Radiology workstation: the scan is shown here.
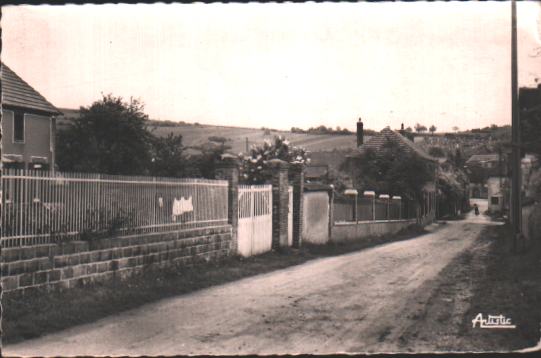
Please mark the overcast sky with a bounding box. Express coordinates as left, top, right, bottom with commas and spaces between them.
2, 2, 541, 132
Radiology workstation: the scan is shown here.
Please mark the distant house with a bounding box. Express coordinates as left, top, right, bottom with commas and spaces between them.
1, 63, 62, 170
346, 123, 439, 225
357, 126, 438, 162
465, 153, 508, 198
487, 176, 509, 214
465, 154, 502, 172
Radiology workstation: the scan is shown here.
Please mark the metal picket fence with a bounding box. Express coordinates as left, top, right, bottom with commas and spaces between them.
1, 169, 228, 247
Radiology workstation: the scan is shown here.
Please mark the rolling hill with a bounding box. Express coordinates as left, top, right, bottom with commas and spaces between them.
57, 108, 364, 153
149, 124, 362, 153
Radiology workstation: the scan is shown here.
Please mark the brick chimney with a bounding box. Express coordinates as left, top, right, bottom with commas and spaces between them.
399, 123, 405, 136
357, 118, 364, 147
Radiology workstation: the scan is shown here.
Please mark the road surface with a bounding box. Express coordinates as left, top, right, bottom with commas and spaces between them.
5, 199, 496, 356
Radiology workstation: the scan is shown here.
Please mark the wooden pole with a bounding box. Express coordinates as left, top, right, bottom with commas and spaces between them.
511, 0, 521, 252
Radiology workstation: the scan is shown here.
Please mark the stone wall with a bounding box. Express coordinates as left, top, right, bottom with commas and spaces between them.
331, 220, 415, 243
1, 225, 232, 295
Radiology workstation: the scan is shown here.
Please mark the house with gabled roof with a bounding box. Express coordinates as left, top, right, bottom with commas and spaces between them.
345, 121, 439, 225
464, 153, 509, 199
1, 63, 62, 170
358, 126, 439, 163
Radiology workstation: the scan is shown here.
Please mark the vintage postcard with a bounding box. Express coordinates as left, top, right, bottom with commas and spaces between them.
1, 1, 541, 355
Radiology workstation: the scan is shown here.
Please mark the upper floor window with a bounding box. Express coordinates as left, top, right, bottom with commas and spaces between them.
13, 112, 25, 143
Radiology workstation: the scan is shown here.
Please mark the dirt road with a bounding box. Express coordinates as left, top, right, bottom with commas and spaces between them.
5, 200, 497, 356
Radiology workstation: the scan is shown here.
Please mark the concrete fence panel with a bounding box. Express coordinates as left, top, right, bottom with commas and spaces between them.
302, 191, 330, 244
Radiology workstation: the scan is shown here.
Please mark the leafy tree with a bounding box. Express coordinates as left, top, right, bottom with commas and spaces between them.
150, 132, 186, 177
428, 146, 445, 158
238, 136, 309, 184
452, 126, 460, 133
56, 94, 153, 175
521, 100, 541, 156
415, 123, 427, 133
447, 148, 466, 172
345, 139, 434, 202
429, 125, 437, 134
437, 168, 469, 217
188, 141, 232, 178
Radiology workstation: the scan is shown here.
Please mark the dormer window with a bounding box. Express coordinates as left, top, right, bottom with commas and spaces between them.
13, 112, 25, 143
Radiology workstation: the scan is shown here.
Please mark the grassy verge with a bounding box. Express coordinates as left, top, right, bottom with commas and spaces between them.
394, 222, 540, 352
3, 224, 427, 345
463, 224, 541, 351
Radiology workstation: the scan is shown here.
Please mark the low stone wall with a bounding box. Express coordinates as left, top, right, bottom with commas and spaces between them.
331, 220, 415, 243
1, 225, 232, 295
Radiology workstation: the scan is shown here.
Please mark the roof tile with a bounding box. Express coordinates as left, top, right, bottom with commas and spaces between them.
359, 127, 437, 161
1, 63, 61, 115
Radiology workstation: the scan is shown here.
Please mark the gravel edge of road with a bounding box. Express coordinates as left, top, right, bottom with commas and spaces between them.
2, 223, 431, 345
397, 223, 541, 353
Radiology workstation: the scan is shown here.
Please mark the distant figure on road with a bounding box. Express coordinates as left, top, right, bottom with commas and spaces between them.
473, 203, 480, 216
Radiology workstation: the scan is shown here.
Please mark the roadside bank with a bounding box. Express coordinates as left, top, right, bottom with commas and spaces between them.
398, 223, 541, 352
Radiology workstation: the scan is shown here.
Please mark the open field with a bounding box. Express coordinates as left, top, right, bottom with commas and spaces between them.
149, 124, 361, 153
57, 109, 362, 153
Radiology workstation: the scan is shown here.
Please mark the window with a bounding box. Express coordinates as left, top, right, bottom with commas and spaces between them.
13, 112, 25, 142
491, 196, 500, 205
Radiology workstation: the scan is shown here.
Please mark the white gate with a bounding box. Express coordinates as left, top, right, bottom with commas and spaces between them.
288, 186, 293, 246
238, 185, 272, 257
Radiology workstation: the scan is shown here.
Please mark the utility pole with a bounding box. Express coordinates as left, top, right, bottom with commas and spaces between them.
511, 0, 521, 252
498, 145, 503, 211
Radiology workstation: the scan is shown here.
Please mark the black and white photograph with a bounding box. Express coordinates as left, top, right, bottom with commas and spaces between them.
1, 1, 541, 355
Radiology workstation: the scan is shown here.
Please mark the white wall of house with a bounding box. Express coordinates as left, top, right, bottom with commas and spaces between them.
487, 176, 508, 213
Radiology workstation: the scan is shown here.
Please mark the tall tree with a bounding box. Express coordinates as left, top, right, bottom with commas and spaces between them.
188, 140, 233, 179
150, 132, 186, 177
415, 123, 427, 133
520, 86, 541, 156
429, 125, 437, 134
345, 139, 434, 202
57, 94, 153, 175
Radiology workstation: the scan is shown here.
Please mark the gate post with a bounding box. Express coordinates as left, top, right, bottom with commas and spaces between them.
269, 159, 289, 250
214, 155, 239, 253
328, 185, 334, 242
290, 163, 304, 248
